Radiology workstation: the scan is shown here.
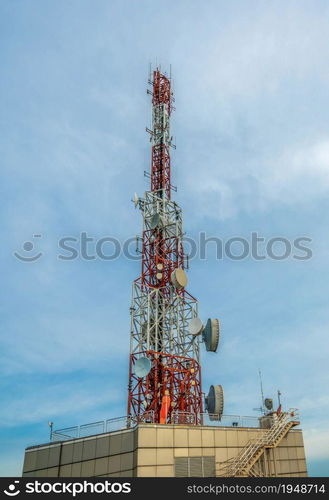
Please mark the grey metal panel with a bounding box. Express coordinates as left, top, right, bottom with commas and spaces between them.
120, 452, 134, 471
46, 467, 59, 477
82, 439, 96, 460
71, 462, 82, 476
72, 442, 83, 462
175, 457, 188, 477
61, 443, 74, 465
134, 429, 139, 449
35, 468, 48, 477
23, 451, 37, 473
121, 433, 134, 453
59, 464, 72, 477
94, 457, 109, 476
95, 436, 110, 458
36, 448, 49, 470
81, 459, 95, 476
120, 470, 134, 477
48, 445, 61, 468
109, 434, 121, 455
132, 447, 137, 469
108, 455, 121, 474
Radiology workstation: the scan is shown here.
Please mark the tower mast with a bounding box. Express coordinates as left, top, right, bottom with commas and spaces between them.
127, 68, 204, 425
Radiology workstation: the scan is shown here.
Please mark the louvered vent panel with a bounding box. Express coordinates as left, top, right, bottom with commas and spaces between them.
203, 456, 216, 477
174, 456, 216, 477
190, 457, 203, 477
175, 457, 189, 477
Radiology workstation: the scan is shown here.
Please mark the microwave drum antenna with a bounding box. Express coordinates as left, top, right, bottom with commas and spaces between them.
202, 318, 220, 352
205, 385, 224, 421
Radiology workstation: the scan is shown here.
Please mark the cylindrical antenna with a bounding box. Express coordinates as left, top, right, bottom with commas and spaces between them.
48, 421, 54, 441
278, 389, 282, 406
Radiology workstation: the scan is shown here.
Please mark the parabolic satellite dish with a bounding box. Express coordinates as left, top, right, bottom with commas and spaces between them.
188, 317, 204, 336
134, 357, 152, 378
202, 318, 220, 352
171, 268, 188, 289
205, 384, 224, 420
150, 213, 161, 229
133, 193, 139, 207
264, 398, 273, 411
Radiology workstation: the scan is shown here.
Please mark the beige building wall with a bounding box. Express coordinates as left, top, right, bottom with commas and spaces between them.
22, 424, 307, 478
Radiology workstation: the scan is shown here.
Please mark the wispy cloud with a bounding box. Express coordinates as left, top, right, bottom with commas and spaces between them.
1, 0, 329, 476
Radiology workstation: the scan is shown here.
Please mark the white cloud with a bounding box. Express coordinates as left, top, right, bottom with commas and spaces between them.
182, 138, 329, 220
0, 311, 128, 375
165, 3, 329, 220
304, 427, 329, 460
0, 382, 122, 428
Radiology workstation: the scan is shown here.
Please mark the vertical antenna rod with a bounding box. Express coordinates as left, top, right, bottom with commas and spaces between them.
258, 369, 265, 414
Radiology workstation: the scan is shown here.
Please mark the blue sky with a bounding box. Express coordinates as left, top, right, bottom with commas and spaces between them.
1, 0, 329, 477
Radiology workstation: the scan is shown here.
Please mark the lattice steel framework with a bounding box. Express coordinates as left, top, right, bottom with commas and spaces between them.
127, 68, 203, 425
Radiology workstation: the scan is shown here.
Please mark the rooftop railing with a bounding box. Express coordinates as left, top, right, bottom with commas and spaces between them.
51, 416, 130, 442
50, 413, 261, 442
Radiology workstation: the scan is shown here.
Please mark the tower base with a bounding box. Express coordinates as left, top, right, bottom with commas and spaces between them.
22, 423, 307, 477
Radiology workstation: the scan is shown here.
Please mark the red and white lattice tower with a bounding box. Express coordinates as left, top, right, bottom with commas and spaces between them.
127, 68, 203, 425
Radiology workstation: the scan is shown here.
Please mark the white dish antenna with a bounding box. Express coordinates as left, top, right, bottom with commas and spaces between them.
150, 212, 161, 229
188, 317, 204, 336
134, 356, 152, 378
133, 192, 139, 208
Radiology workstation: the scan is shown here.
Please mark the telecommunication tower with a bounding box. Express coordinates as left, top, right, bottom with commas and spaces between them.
22, 67, 307, 480
127, 68, 223, 426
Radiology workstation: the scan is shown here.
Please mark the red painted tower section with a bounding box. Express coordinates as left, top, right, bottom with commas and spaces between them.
127, 69, 203, 425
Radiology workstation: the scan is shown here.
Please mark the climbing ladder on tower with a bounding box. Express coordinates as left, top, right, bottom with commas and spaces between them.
218, 409, 300, 477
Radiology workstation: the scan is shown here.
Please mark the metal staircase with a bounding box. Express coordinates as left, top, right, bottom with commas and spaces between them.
218, 409, 300, 477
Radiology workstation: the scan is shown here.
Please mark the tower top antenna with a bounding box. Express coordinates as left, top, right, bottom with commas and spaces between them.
127, 67, 223, 426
